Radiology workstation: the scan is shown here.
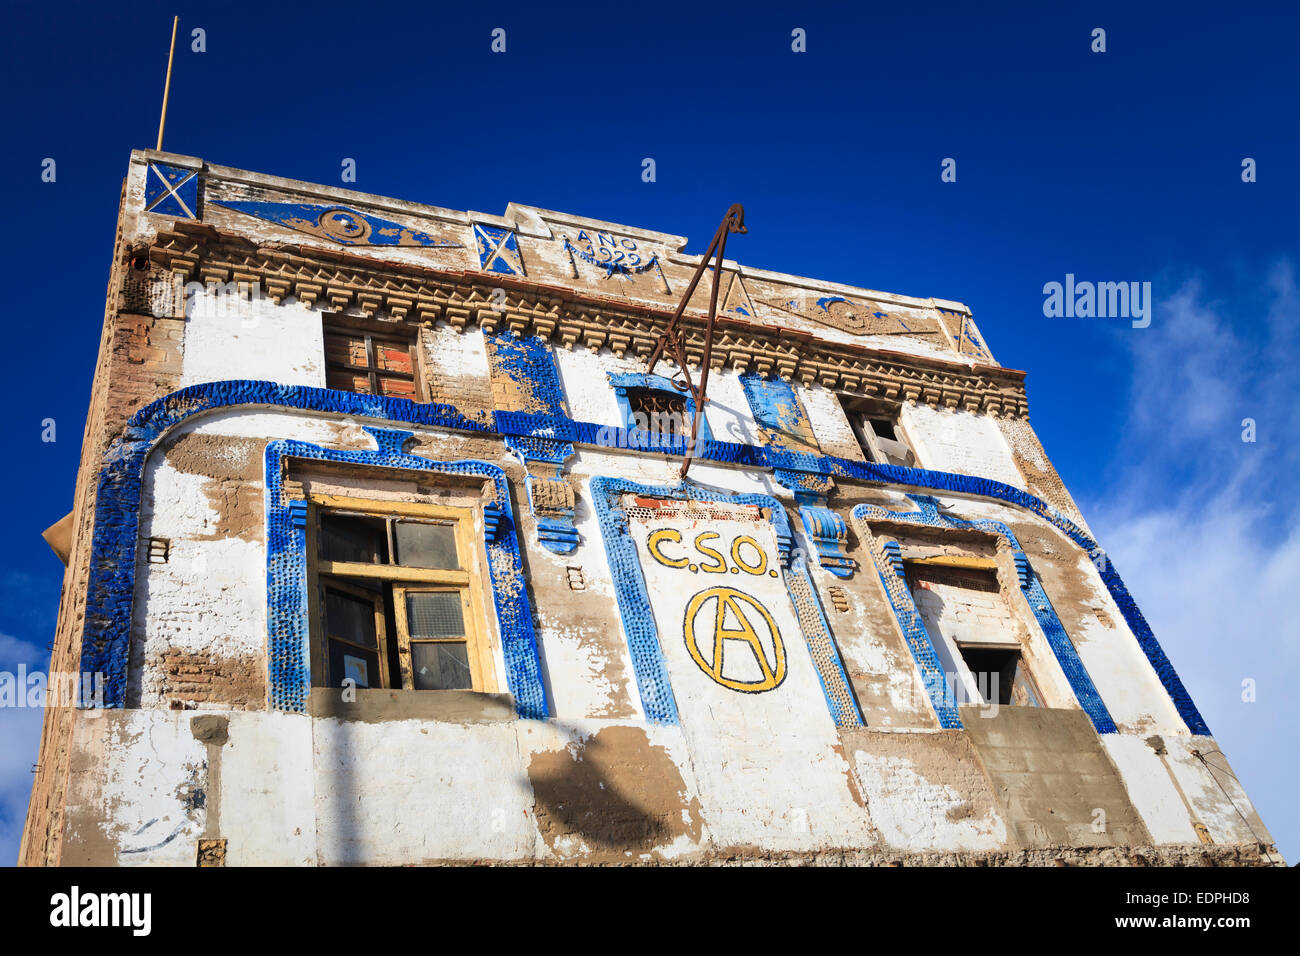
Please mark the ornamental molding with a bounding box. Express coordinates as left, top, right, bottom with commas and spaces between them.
135, 222, 1030, 418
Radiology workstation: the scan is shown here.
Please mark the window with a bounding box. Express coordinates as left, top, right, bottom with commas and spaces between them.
839, 394, 915, 467
307, 496, 494, 693
906, 561, 1042, 708
323, 322, 420, 399
957, 647, 1042, 707
626, 387, 691, 441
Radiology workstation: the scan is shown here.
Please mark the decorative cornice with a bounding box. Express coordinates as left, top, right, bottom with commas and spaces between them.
138, 223, 1031, 418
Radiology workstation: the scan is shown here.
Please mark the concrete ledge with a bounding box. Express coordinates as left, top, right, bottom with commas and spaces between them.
307, 688, 516, 724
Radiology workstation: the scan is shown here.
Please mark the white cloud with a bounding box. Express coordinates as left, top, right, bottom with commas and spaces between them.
1084, 264, 1300, 862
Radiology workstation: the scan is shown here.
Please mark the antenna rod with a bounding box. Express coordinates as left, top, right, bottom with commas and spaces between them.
156, 16, 179, 151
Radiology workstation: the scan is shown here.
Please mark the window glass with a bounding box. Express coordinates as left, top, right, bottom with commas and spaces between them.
410, 642, 471, 690
328, 641, 379, 689
406, 591, 465, 638
320, 513, 388, 564
323, 587, 378, 649
394, 521, 459, 569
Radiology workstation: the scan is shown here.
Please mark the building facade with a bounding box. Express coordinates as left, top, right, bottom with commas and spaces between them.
20, 149, 1279, 866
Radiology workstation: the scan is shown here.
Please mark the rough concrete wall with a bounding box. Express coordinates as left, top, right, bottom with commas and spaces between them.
513, 473, 643, 721
997, 507, 1188, 735
997, 416, 1091, 533
553, 344, 640, 427
840, 728, 1006, 851
131, 431, 270, 711
798, 508, 942, 729
57, 706, 1278, 866
1103, 733, 1273, 847
625, 506, 876, 850
22, 222, 188, 865
900, 404, 1026, 489
960, 706, 1151, 847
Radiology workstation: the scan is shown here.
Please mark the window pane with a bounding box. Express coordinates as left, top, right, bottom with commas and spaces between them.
324, 588, 378, 649
328, 639, 379, 689
320, 513, 388, 564
411, 642, 471, 690
394, 521, 459, 569
405, 591, 465, 638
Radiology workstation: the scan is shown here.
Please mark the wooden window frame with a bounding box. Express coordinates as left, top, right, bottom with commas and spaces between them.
305, 494, 496, 693
323, 321, 425, 401
319, 577, 390, 689
838, 393, 915, 466
392, 585, 486, 693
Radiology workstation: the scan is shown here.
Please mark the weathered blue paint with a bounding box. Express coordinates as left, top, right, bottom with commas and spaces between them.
871, 536, 963, 729
608, 371, 713, 444
212, 200, 461, 247
853, 496, 1119, 735
487, 332, 579, 552
473, 223, 525, 275
80, 377, 1207, 735
264, 427, 549, 717
82, 381, 487, 709
738, 371, 819, 452
144, 163, 199, 219
797, 501, 856, 578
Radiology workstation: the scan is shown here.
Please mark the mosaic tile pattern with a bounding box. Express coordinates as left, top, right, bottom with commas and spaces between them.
852, 496, 1118, 735
264, 427, 549, 717
79, 378, 1208, 735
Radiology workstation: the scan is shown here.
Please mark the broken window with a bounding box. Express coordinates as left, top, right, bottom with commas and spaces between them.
838, 394, 916, 467
310, 500, 491, 693
323, 321, 420, 400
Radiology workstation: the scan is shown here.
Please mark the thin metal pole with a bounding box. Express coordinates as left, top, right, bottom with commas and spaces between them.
156, 16, 179, 151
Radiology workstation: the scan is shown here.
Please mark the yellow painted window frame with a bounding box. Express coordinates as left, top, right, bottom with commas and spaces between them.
318, 577, 390, 689
304, 493, 497, 693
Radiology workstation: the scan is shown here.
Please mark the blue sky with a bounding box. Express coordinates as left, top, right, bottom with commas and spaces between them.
1, 1, 1296, 863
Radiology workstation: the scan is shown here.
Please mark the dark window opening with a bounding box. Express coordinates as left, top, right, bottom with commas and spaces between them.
626, 388, 690, 437
838, 394, 915, 467
958, 646, 1042, 707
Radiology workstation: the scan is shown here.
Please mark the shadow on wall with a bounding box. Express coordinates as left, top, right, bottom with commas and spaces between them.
524, 722, 703, 859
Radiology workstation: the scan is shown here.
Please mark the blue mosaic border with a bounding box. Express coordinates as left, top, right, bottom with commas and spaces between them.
264, 429, 549, 717
587, 477, 861, 728
853, 496, 1119, 734
82, 381, 489, 709
80, 378, 1207, 735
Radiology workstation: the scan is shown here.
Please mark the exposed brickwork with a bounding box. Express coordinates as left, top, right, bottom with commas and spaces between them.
156, 652, 266, 710
197, 839, 227, 867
